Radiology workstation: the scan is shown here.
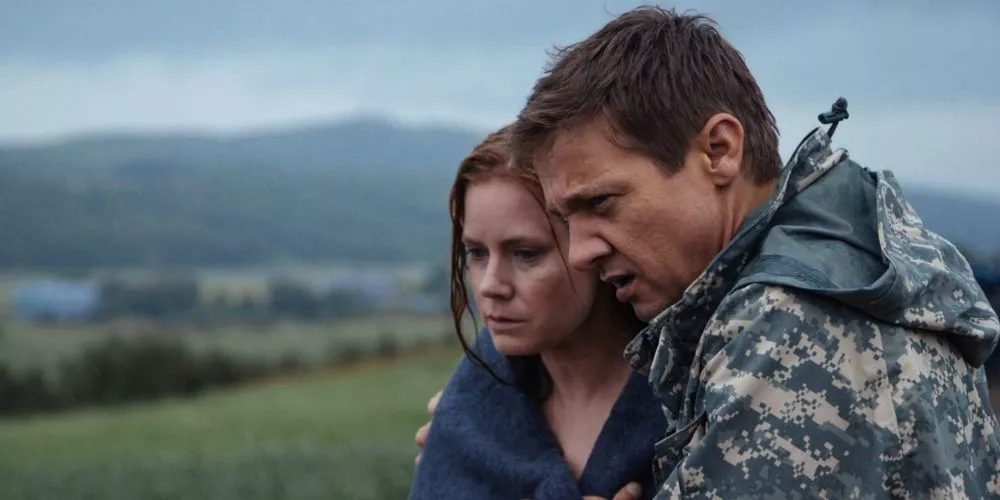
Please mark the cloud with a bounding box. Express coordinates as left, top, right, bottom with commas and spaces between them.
0, 0, 630, 60
3, 43, 999, 196
1, 1, 997, 196
0, 46, 544, 142
771, 101, 1000, 198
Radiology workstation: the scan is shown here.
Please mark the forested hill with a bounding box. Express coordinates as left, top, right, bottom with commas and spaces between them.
0, 119, 482, 269
0, 119, 997, 270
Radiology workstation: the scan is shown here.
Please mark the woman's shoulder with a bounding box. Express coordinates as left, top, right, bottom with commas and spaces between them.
410, 328, 553, 499
442, 327, 511, 393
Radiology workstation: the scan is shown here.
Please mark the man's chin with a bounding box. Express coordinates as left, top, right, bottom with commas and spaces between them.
631, 299, 668, 323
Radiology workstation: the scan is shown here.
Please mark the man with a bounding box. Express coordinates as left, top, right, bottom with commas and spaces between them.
419, 6, 1000, 499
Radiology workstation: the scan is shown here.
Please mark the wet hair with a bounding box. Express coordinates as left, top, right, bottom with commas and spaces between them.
511, 5, 781, 184
447, 125, 558, 402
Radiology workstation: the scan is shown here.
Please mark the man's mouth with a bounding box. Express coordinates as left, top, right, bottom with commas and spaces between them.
609, 275, 633, 289
603, 274, 635, 303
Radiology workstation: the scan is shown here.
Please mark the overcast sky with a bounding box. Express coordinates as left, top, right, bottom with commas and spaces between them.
1, 0, 998, 196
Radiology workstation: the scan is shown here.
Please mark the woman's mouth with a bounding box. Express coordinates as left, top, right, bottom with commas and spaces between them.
485, 315, 526, 332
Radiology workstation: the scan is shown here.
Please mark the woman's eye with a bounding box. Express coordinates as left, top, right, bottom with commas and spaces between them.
514, 249, 540, 262
466, 248, 486, 261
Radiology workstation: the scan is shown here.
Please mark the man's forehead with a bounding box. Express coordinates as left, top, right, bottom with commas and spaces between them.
534, 155, 578, 210
531, 121, 620, 208
535, 129, 594, 185
538, 163, 618, 215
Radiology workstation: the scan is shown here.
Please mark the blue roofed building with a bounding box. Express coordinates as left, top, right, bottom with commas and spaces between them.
11, 280, 101, 322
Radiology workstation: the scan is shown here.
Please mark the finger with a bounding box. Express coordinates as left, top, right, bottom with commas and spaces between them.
415, 421, 431, 448
427, 390, 442, 415
414, 453, 421, 467
612, 482, 642, 500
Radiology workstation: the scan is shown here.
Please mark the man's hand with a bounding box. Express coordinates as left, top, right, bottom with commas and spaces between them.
522, 482, 641, 500
582, 482, 643, 500
413, 389, 442, 466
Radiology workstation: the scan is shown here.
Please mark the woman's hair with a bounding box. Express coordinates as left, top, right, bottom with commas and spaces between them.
447, 124, 558, 401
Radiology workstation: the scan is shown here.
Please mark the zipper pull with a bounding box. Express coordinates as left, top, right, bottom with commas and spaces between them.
818, 97, 849, 139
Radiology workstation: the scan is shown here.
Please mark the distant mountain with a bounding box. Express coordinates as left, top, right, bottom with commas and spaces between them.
0, 118, 996, 270
904, 190, 1000, 262
0, 118, 485, 269
0, 118, 484, 180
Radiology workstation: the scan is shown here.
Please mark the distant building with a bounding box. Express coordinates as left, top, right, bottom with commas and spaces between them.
11, 280, 101, 322
317, 270, 399, 304
379, 292, 448, 315
198, 275, 271, 309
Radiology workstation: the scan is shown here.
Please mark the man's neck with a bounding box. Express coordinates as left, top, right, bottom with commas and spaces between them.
723, 177, 777, 244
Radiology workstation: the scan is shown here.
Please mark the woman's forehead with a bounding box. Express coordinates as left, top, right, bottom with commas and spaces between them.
463, 178, 556, 241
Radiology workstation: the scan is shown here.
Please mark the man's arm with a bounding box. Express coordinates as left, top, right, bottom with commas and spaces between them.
652, 284, 895, 498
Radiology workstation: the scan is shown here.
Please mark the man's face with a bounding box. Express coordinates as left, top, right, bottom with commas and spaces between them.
535, 120, 729, 322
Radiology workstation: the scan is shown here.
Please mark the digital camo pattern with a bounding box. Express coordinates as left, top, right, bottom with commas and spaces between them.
626, 127, 1000, 498
875, 171, 1000, 366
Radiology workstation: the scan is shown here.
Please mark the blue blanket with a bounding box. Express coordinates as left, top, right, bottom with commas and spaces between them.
409, 329, 666, 499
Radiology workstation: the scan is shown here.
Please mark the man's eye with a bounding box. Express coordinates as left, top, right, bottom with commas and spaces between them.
589, 195, 611, 209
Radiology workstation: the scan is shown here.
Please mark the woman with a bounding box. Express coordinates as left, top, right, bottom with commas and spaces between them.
408, 126, 665, 499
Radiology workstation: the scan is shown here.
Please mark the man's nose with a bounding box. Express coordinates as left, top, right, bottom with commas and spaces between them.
567, 224, 613, 272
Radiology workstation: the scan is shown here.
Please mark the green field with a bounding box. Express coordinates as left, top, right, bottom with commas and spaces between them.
0, 348, 462, 499
0, 314, 455, 376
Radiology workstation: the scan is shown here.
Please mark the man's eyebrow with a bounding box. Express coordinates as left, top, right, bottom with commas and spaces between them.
551, 180, 629, 214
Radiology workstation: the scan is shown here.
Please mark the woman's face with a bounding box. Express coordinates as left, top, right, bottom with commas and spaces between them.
462, 176, 600, 355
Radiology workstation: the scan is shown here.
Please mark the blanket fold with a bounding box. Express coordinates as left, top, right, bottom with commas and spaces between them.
409, 329, 665, 500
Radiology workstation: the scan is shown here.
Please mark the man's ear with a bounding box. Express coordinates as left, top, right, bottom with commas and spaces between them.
694, 113, 744, 188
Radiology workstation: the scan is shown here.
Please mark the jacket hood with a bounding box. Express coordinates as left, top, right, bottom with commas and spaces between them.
737, 128, 1000, 367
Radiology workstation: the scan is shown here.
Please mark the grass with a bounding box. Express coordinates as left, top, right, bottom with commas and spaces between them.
0, 347, 462, 499
0, 314, 454, 376
1, 445, 421, 500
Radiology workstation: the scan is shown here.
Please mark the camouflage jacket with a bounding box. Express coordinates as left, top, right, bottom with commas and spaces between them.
625, 127, 1000, 499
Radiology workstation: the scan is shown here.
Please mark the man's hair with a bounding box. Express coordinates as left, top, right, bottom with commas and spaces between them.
511, 5, 781, 184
